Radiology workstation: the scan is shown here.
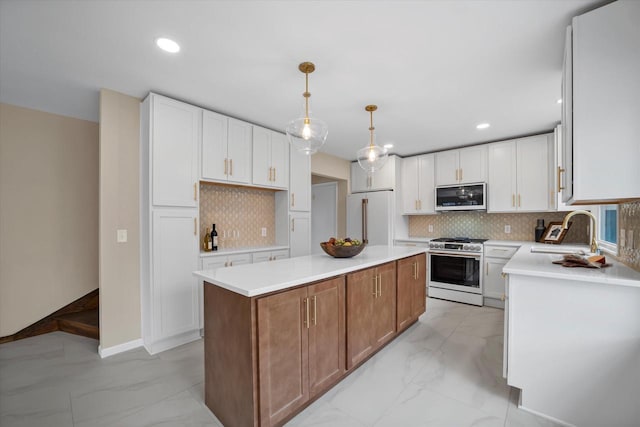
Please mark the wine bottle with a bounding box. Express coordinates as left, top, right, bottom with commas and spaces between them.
203, 227, 212, 252
211, 224, 218, 251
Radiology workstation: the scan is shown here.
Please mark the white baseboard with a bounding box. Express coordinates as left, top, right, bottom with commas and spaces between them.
98, 338, 143, 358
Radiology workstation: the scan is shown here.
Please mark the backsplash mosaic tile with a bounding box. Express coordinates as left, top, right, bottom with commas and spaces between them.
199, 183, 275, 250
409, 211, 590, 244
619, 201, 640, 272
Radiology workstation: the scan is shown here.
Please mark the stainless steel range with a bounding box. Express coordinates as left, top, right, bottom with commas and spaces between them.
428, 237, 486, 306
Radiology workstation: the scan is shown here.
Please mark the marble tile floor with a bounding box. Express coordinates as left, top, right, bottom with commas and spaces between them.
0, 298, 561, 427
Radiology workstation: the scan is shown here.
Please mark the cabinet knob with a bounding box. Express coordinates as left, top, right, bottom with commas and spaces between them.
501, 294, 506, 302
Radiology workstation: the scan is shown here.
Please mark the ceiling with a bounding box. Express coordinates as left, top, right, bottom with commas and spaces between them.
0, 0, 604, 161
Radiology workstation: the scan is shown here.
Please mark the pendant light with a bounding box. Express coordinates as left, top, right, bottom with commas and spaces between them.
285, 62, 328, 155
357, 105, 388, 173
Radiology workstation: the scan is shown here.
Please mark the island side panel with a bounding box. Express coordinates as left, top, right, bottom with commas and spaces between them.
204, 282, 258, 427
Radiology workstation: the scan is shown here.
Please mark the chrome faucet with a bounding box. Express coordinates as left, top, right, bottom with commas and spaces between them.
561, 210, 598, 253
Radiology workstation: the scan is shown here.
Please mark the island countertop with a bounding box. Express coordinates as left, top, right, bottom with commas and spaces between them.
503, 243, 640, 288
193, 245, 427, 297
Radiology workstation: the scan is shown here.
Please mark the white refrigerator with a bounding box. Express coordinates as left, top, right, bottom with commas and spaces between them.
346, 191, 394, 245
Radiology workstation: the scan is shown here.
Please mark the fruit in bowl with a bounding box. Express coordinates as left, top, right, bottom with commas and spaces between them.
320, 237, 365, 258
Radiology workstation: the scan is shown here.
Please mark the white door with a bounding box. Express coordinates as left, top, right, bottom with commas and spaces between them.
270, 132, 289, 189
226, 118, 252, 184
517, 135, 550, 211
201, 110, 228, 181
401, 156, 419, 214
417, 154, 435, 213
488, 141, 517, 212
252, 125, 272, 187
458, 145, 487, 184
311, 183, 337, 253
290, 149, 311, 211
434, 150, 459, 186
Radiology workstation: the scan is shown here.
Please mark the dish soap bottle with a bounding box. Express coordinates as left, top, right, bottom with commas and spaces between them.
203, 227, 212, 252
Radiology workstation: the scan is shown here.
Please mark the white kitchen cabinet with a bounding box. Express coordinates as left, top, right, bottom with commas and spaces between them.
484, 244, 519, 308
350, 155, 397, 193
252, 249, 289, 263
289, 212, 311, 257
146, 209, 200, 354
201, 111, 252, 184
435, 145, 487, 186
149, 94, 200, 208
488, 134, 552, 212
401, 154, 435, 214
289, 147, 311, 212
562, 1, 640, 203
252, 126, 289, 189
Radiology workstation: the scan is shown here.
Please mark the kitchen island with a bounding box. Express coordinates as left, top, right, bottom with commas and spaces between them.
503, 245, 640, 426
193, 245, 427, 427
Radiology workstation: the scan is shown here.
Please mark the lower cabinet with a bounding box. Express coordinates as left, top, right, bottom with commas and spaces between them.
257, 277, 345, 427
397, 253, 427, 331
346, 262, 397, 369
483, 244, 519, 308
252, 249, 289, 263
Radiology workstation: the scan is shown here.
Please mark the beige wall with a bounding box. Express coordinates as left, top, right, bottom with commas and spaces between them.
311, 152, 351, 238
98, 89, 141, 349
0, 103, 98, 336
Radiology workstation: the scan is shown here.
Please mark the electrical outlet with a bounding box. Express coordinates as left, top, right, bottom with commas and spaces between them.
620, 229, 626, 248
504, 225, 511, 234
117, 229, 128, 243
261, 227, 267, 237
628, 230, 634, 249
428, 224, 434, 233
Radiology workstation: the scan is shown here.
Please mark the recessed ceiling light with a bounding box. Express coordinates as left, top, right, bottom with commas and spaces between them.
156, 37, 180, 53
557, 99, 563, 104
476, 123, 490, 129
383, 144, 394, 149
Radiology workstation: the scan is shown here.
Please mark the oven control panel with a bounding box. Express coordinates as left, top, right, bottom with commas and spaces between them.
429, 242, 483, 253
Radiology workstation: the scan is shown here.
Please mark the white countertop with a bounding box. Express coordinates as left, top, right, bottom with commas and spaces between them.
394, 237, 432, 243
194, 245, 427, 297
200, 245, 289, 258
503, 243, 640, 288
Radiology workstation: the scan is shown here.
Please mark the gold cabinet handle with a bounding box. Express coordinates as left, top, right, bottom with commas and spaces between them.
501, 294, 506, 302
291, 218, 295, 232
550, 190, 554, 206
377, 274, 382, 297
459, 168, 463, 182
193, 183, 197, 201
312, 295, 317, 326
557, 166, 565, 192
229, 261, 233, 267
224, 158, 228, 175
486, 262, 489, 276
518, 194, 521, 207
372, 275, 378, 297
273, 167, 276, 182
304, 297, 310, 329
291, 193, 295, 207
415, 200, 418, 211
268, 167, 272, 181
224, 261, 228, 267
230, 159, 233, 176
512, 194, 515, 207
501, 272, 507, 278
419, 200, 422, 210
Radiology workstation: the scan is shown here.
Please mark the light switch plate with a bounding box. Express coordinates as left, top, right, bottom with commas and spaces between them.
504, 225, 511, 234
117, 229, 128, 243
261, 227, 267, 237
428, 224, 434, 233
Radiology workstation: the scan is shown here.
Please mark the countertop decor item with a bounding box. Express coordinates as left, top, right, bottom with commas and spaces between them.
320, 242, 366, 258
540, 221, 571, 244
535, 219, 545, 242
356, 104, 388, 174
285, 61, 328, 155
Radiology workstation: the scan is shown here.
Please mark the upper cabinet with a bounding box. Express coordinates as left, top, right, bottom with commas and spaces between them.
401, 154, 435, 214
562, 1, 640, 203
435, 145, 487, 186
201, 111, 252, 185
252, 126, 289, 189
289, 148, 311, 212
350, 155, 397, 193
488, 134, 553, 212
149, 94, 200, 208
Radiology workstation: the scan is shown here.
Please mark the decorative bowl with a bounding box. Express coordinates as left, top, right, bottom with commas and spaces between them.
320, 242, 366, 258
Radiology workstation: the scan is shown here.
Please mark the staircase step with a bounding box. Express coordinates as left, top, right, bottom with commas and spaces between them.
55, 309, 99, 340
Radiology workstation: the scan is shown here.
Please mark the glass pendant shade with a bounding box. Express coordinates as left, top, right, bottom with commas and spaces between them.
285, 62, 328, 155
357, 104, 388, 173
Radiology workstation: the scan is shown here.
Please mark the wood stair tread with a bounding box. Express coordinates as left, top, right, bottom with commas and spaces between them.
55, 309, 99, 340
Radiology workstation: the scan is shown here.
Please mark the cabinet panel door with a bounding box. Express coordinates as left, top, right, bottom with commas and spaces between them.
401, 156, 419, 214
417, 154, 435, 213
396, 256, 415, 331
459, 145, 487, 184
152, 96, 200, 207
290, 148, 311, 211
516, 135, 550, 211
152, 209, 199, 339
270, 132, 289, 189
371, 155, 395, 190
201, 110, 228, 181
290, 213, 311, 257
202, 256, 229, 270
346, 268, 375, 369
308, 277, 346, 397
435, 150, 459, 186
252, 126, 272, 187
488, 141, 516, 212
258, 287, 309, 427
227, 253, 252, 267
373, 262, 397, 349
226, 118, 252, 184
561, 26, 574, 203
485, 257, 507, 300
411, 253, 427, 319
350, 162, 369, 193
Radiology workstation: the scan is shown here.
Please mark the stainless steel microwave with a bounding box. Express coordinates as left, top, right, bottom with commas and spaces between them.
435, 183, 487, 211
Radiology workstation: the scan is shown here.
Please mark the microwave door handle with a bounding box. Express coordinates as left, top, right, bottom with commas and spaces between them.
362, 198, 368, 244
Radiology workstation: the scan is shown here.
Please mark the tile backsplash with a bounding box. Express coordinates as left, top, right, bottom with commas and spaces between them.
199, 183, 275, 249
619, 201, 640, 271
409, 211, 590, 244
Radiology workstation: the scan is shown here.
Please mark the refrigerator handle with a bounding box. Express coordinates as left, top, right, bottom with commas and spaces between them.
362, 198, 369, 244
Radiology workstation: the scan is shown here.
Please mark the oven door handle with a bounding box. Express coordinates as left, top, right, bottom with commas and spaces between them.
429, 251, 482, 260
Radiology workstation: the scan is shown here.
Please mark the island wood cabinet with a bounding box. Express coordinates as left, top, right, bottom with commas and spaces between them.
346, 262, 397, 369
201, 110, 253, 184
257, 277, 345, 427
435, 145, 487, 186
396, 253, 426, 331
